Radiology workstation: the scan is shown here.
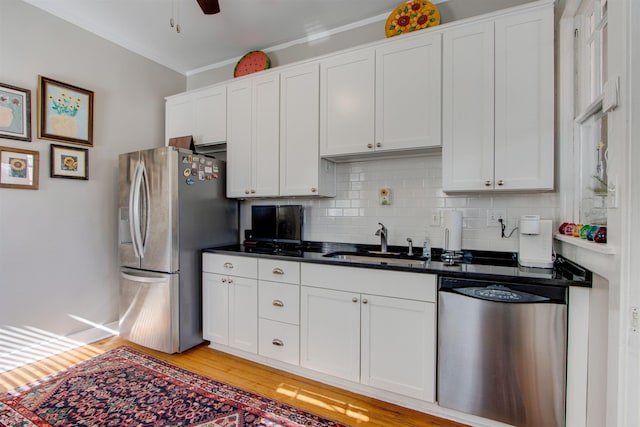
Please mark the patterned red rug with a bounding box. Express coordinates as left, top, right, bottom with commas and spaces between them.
0, 346, 346, 427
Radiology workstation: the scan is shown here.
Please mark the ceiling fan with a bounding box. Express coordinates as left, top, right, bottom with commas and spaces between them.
196, 0, 220, 14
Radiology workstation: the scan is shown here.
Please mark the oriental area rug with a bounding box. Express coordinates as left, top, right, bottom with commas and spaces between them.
0, 346, 346, 427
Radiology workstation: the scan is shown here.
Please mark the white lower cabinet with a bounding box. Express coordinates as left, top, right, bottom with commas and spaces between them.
300, 264, 436, 402
203, 254, 258, 353
203, 254, 436, 404
300, 287, 361, 382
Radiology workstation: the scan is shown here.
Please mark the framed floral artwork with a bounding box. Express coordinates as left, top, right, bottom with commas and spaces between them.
0, 82, 31, 142
38, 76, 94, 146
50, 144, 88, 180
0, 146, 39, 190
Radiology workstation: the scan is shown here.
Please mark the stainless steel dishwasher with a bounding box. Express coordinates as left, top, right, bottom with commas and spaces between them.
437, 276, 567, 427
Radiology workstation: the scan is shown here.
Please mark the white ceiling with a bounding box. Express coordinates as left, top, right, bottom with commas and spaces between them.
21, 0, 450, 76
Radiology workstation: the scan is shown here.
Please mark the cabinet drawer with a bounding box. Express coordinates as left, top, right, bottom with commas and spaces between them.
258, 259, 300, 284
259, 281, 300, 325
203, 253, 257, 278
301, 263, 436, 302
259, 319, 300, 365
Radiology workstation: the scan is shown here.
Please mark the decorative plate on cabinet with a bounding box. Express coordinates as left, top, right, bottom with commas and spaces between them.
233, 51, 271, 78
385, 0, 440, 38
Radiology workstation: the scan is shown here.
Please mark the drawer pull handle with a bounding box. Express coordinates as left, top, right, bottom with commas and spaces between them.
352, 297, 358, 303
272, 339, 284, 347
272, 267, 284, 275
272, 299, 284, 307
362, 299, 368, 304
223, 262, 234, 269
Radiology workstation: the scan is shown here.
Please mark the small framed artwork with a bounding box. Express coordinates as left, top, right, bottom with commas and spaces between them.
0, 146, 39, 190
0, 82, 31, 142
38, 76, 94, 146
50, 144, 88, 180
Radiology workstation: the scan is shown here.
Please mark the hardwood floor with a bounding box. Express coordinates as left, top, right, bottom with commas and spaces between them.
0, 337, 467, 427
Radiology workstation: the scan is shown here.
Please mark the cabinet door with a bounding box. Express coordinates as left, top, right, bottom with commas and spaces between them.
494, 8, 554, 191
252, 73, 280, 196
280, 63, 321, 196
165, 93, 193, 145
375, 33, 442, 151
360, 295, 436, 402
202, 273, 229, 345
300, 287, 360, 382
227, 81, 253, 197
442, 21, 495, 192
320, 50, 375, 157
193, 86, 226, 145
228, 276, 258, 353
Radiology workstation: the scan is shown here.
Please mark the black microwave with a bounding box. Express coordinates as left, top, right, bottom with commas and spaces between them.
251, 205, 303, 245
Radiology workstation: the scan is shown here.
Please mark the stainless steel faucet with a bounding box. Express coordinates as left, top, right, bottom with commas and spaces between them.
406, 237, 413, 256
375, 222, 388, 253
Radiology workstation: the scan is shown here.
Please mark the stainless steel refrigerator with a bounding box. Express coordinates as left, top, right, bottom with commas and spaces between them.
118, 146, 238, 353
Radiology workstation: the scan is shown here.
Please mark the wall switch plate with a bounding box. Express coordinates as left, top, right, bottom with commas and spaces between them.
486, 209, 506, 227
430, 209, 441, 226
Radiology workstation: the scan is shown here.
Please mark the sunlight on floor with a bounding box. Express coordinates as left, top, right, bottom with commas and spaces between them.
0, 324, 114, 393
277, 382, 371, 423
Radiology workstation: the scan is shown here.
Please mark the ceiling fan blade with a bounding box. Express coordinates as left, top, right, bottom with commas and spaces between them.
196, 0, 220, 14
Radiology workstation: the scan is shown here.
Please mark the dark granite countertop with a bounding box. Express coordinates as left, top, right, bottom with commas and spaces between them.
203, 241, 592, 288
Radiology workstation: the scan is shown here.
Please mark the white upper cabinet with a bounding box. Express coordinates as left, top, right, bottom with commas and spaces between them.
165, 93, 193, 145
193, 86, 226, 145
280, 63, 336, 197
320, 49, 376, 157
320, 32, 442, 159
442, 21, 495, 191
442, 6, 554, 192
165, 85, 226, 146
375, 33, 442, 152
226, 73, 280, 198
493, 8, 554, 191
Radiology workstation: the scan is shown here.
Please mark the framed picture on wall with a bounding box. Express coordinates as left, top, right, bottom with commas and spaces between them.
38, 76, 94, 146
0, 146, 39, 190
50, 144, 88, 180
0, 82, 32, 142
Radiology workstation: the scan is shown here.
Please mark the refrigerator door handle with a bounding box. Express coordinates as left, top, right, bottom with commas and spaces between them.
140, 161, 151, 256
120, 271, 169, 284
128, 161, 143, 259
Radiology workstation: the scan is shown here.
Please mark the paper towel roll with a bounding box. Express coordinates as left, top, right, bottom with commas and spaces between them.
443, 211, 462, 251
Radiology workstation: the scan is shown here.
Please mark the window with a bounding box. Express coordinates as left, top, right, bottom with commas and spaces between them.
574, 0, 608, 226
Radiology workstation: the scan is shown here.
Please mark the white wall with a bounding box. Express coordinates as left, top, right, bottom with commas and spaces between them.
242, 155, 560, 253
0, 0, 185, 356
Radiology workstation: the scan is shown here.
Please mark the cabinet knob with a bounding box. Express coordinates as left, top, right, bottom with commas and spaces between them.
311, 188, 317, 193
228, 279, 233, 284
272, 339, 284, 347
484, 180, 492, 187
497, 180, 504, 186
272, 267, 284, 275
376, 142, 382, 148
352, 297, 358, 303
272, 299, 284, 307
250, 189, 256, 194
223, 262, 234, 269
367, 143, 373, 149
244, 190, 250, 194
362, 299, 368, 304
221, 278, 227, 283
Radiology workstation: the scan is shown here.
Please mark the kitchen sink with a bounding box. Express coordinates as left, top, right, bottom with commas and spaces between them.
323, 251, 427, 267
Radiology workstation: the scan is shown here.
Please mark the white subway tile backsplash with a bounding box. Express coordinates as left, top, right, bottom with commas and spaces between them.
241, 155, 560, 252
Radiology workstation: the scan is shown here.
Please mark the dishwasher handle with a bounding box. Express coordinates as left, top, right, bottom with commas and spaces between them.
448, 286, 550, 303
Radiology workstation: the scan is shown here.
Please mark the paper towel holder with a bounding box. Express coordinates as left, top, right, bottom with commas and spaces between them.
441, 228, 463, 265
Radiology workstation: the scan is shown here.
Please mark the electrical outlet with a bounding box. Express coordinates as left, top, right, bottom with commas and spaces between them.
430, 209, 441, 226
486, 209, 506, 227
